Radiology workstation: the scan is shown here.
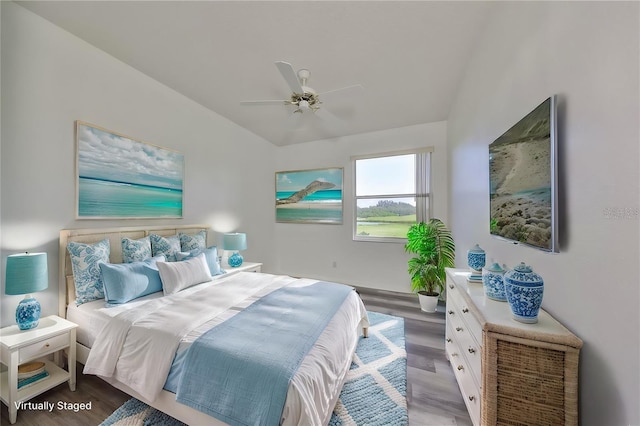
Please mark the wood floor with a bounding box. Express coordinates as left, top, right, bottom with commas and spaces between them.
357, 287, 473, 426
1, 288, 473, 426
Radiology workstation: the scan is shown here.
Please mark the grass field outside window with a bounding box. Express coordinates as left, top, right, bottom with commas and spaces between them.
353, 149, 431, 242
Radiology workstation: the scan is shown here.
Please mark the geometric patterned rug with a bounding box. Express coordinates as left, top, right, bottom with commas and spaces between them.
329, 311, 407, 425
100, 311, 407, 426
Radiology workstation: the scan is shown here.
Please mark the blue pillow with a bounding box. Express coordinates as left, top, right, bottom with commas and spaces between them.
176, 246, 223, 276
100, 256, 165, 305
121, 236, 152, 263
179, 231, 206, 252
68, 239, 110, 305
150, 234, 181, 262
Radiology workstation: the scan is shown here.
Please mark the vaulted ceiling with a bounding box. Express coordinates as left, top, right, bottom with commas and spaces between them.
18, 1, 495, 146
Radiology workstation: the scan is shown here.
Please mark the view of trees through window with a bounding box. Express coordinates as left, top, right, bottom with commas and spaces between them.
355, 199, 417, 238
354, 151, 430, 240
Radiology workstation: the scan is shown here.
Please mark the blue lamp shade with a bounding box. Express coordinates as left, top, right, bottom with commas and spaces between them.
223, 233, 247, 267
5, 252, 48, 330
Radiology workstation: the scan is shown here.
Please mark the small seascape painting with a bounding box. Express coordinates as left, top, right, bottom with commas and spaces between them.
276, 168, 343, 224
76, 121, 184, 218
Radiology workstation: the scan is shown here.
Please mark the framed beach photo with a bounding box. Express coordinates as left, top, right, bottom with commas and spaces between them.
75, 121, 184, 219
275, 167, 343, 224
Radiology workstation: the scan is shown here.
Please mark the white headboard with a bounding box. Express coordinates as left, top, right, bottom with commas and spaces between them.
58, 224, 210, 317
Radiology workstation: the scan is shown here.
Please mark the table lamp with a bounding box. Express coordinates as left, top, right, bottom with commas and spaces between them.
5, 252, 48, 330
223, 233, 247, 267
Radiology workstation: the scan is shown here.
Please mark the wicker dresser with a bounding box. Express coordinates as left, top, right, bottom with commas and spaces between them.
445, 268, 583, 426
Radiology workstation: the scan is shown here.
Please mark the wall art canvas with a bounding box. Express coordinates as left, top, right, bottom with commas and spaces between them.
276, 167, 343, 224
76, 121, 184, 218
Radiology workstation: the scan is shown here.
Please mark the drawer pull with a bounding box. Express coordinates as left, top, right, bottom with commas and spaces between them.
456, 327, 463, 332
462, 308, 469, 313
457, 365, 464, 371
45, 343, 50, 348
448, 310, 454, 315
468, 395, 475, 402
449, 284, 454, 289
446, 338, 452, 343
468, 347, 476, 354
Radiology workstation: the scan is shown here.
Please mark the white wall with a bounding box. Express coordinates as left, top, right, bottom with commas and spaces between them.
447, 2, 639, 425
0, 2, 276, 327
273, 122, 448, 293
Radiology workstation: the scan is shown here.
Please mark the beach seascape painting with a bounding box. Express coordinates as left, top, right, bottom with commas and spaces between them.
276, 168, 343, 224
76, 121, 184, 218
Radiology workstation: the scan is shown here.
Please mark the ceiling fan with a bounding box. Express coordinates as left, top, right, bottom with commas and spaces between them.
241, 62, 363, 117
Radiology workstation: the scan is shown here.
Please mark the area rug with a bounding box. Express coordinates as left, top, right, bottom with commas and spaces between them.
100, 311, 407, 426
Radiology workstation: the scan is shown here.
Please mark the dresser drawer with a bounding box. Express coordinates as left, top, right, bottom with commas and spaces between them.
447, 284, 483, 341
454, 327, 481, 384
19, 332, 69, 364
446, 327, 480, 426
446, 315, 482, 386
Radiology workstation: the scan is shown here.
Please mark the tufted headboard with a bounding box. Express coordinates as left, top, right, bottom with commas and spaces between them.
58, 224, 210, 317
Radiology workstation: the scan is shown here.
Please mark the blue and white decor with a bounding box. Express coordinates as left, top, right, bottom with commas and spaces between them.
504, 262, 544, 323
121, 236, 152, 263
4, 252, 49, 330
482, 262, 507, 301
150, 234, 181, 262
330, 311, 407, 426
101, 311, 408, 426
179, 231, 206, 252
15, 297, 42, 330
467, 244, 486, 272
67, 239, 110, 305
223, 233, 247, 267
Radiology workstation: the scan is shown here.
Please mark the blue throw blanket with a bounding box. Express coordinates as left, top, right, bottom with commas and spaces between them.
175, 281, 353, 426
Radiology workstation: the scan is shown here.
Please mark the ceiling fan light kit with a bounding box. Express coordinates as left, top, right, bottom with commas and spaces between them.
241, 61, 363, 118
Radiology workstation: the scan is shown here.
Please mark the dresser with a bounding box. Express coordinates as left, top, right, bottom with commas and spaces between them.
445, 268, 582, 426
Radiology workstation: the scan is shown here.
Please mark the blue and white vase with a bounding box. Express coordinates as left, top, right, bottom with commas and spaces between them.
482, 262, 507, 301
504, 262, 544, 324
467, 244, 486, 273
16, 296, 41, 330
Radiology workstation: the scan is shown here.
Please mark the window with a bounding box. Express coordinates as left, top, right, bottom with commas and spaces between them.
353, 149, 431, 242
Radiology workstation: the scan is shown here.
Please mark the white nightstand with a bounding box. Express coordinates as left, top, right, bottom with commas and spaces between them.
221, 261, 262, 276
0, 315, 78, 424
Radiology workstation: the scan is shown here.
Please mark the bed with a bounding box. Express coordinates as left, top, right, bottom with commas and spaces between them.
58, 224, 369, 426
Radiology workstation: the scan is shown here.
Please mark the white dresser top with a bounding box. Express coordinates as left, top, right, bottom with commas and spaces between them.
446, 268, 582, 349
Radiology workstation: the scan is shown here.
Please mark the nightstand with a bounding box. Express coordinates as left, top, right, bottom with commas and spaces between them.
222, 261, 262, 276
0, 315, 78, 424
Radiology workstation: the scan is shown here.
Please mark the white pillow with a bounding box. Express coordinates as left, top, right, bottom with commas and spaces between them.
157, 253, 212, 295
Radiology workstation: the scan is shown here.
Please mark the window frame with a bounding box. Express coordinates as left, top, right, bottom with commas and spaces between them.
351, 147, 433, 243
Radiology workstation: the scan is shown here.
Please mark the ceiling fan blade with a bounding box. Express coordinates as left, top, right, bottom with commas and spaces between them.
318, 84, 364, 102
275, 61, 304, 94
313, 107, 346, 135
285, 111, 305, 130
240, 100, 290, 106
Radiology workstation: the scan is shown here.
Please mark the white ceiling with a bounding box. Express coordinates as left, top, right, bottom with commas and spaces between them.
17, 1, 495, 146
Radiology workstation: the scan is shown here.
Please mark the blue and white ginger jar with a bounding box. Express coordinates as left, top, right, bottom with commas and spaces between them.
504, 262, 544, 324
482, 262, 507, 301
467, 244, 486, 272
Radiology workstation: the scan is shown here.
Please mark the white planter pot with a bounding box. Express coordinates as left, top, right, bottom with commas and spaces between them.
418, 292, 439, 313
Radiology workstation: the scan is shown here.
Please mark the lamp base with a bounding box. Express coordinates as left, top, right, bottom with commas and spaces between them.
228, 252, 244, 268
16, 296, 41, 330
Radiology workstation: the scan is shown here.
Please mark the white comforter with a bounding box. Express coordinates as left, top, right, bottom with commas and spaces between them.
83, 272, 368, 425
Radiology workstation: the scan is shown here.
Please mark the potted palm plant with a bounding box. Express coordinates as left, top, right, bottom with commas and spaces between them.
405, 219, 456, 313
